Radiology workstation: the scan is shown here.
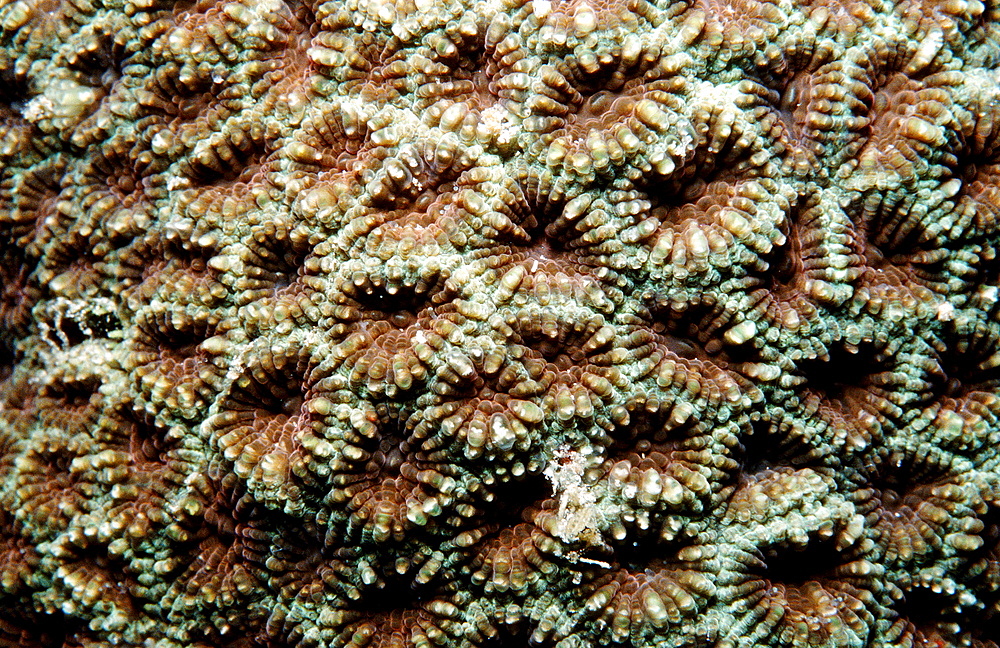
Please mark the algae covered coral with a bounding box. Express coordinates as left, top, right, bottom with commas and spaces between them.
2, 0, 1000, 644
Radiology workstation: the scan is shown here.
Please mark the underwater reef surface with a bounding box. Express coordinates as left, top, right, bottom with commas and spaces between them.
1, 0, 1000, 645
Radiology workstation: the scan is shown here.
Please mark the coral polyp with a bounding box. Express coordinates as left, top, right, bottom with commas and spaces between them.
2, 0, 1000, 646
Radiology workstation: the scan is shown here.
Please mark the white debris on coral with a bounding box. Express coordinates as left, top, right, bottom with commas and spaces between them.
544, 444, 610, 544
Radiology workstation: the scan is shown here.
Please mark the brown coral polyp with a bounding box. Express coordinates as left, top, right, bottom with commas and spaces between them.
3, 0, 1000, 645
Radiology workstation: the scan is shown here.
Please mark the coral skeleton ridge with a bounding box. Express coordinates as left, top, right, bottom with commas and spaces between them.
2, 0, 1000, 646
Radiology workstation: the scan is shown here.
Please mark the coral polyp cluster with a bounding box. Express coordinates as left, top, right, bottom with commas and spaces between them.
2, 0, 1000, 646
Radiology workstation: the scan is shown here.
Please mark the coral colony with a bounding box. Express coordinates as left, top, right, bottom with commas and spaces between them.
2, 0, 1000, 646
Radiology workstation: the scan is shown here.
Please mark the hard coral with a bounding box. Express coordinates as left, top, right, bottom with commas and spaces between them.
2, 0, 1000, 646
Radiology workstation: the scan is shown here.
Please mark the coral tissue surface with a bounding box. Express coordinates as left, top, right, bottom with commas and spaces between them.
2, 0, 1000, 646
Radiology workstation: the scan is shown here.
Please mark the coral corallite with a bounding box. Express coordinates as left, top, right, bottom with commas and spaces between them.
3, 0, 1000, 646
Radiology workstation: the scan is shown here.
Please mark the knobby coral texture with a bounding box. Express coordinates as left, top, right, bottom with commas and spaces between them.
1, 0, 1000, 646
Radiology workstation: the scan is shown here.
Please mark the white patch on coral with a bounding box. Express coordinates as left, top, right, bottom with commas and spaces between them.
936, 301, 955, 322
531, 0, 551, 19
21, 95, 54, 123
690, 81, 744, 124
23, 77, 98, 128
479, 104, 518, 146
544, 445, 605, 544
166, 176, 188, 191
